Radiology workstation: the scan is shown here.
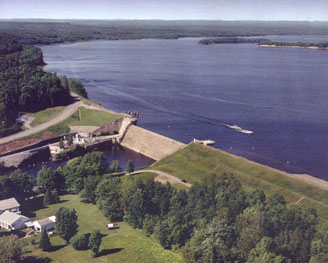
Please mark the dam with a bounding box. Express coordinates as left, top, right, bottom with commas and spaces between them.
0, 117, 186, 169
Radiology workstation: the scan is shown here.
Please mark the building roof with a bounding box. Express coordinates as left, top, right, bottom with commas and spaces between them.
35, 216, 56, 227
0, 210, 29, 225
0, 198, 20, 211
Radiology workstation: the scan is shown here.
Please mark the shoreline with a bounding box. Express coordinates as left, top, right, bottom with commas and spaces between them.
259, 44, 328, 50
211, 146, 328, 190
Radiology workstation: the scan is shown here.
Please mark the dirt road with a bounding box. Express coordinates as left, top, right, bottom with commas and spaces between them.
0, 99, 83, 145
131, 169, 192, 188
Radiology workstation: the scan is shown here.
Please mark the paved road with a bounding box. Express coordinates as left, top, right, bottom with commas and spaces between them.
131, 169, 192, 188
0, 98, 83, 145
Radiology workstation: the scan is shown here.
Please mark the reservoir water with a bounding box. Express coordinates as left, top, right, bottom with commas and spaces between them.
41, 36, 328, 180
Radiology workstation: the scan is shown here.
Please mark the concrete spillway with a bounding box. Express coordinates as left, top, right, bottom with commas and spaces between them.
120, 125, 186, 161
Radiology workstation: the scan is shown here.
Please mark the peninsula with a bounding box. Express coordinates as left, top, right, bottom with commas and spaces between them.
198, 37, 328, 49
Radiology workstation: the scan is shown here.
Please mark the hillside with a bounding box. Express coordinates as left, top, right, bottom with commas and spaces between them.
152, 143, 328, 222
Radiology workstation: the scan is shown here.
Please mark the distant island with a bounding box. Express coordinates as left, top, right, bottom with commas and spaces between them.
198, 37, 269, 45
198, 37, 328, 49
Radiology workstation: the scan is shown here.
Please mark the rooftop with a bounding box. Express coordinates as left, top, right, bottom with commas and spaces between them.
0, 210, 29, 225
0, 198, 20, 211
35, 216, 56, 226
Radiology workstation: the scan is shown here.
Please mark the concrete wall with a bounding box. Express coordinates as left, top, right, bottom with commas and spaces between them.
120, 125, 186, 161
92, 118, 123, 136
0, 146, 49, 168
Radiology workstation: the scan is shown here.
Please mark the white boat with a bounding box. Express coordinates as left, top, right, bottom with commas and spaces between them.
193, 138, 215, 146
226, 124, 254, 134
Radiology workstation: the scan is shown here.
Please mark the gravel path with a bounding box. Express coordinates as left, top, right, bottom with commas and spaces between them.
0, 97, 83, 145
131, 169, 192, 188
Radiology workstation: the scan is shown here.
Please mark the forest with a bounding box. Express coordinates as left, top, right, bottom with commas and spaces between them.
0, 34, 89, 138
198, 37, 328, 49
1, 20, 328, 45
198, 37, 269, 45
1, 152, 327, 262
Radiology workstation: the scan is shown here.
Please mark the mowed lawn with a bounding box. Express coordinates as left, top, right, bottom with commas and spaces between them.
152, 143, 328, 223
61, 107, 120, 127
24, 195, 182, 263
23, 107, 121, 139
30, 106, 67, 127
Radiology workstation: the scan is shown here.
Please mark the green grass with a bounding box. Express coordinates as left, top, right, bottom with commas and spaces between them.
61, 107, 120, 127
19, 107, 121, 140
30, 106, 67, 127
152, 143, 328, 222
24, 195, 182, 263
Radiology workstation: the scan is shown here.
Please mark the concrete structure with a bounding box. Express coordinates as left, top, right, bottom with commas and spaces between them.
33, 216, 56, 232
0, 210, 30, 230
0, 146, 49, 168
121, 125, 186, 161
0, 198, 20, 214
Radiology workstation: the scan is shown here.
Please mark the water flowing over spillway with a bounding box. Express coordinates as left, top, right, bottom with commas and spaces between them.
41, 36, 328, 180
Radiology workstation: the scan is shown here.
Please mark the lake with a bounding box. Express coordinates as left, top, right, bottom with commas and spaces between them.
41, 36, 328, 180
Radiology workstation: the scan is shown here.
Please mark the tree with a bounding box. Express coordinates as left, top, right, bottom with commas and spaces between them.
39, 230, 51, 251
43, 189, 60, 205
88, 230, 102, 257
62, 152, 108, 193
0, 235, 22, 263
126, 160, 135, 174
71, 234, 89, 250
55, 207, 79, 243
80, 176, 101, 204
67, 135, 73, 146
109, 160, 122, 173
96, 178, 123, 221
37, 166, 65, 193
9, 169, 34, 202
59, 138, 64, 149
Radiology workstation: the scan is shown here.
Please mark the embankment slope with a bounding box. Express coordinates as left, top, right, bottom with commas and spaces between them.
152, 143, 328, 222
121, 125, 186, 161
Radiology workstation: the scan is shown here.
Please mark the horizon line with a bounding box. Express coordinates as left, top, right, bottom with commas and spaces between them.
1, 18, 328, 22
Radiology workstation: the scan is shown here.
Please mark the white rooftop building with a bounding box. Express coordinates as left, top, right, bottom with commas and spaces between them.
0, 197, 20, 214
0, 210, 30, 230
33, 216, 56, 232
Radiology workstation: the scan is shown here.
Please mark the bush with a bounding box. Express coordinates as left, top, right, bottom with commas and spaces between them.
71, 234, 89, 250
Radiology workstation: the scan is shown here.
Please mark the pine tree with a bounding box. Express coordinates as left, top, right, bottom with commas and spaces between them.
126, 160, 135, 174
39, 230, 51, 252
55, 207, 79, 244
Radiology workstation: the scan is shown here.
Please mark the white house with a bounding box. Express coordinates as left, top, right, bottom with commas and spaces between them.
0, 197, 20, 214
33, 216, 56, 232
0, 210, 30, 230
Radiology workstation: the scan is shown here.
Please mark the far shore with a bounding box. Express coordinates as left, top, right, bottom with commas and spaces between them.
259, 44, 328, 50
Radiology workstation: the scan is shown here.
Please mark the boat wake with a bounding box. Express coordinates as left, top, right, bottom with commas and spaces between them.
225, 124, 254, 134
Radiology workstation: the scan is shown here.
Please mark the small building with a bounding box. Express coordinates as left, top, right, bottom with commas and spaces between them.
33, 216, 56, 232
106, 223, 119, 230
0, 210, 30, 230
0, 197, 20, 214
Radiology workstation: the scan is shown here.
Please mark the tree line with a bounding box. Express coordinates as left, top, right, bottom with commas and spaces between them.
32, 152, 328, 262
1, 151, 327, 262
0, 34, 88, 138
1, 20, 328, 46
198, 37, 328, 49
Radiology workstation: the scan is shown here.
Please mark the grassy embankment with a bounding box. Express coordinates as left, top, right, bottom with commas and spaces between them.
152, 143, 328, 224
30, 106, 67, 127
24, 194, 182, 263
22, 106, 121, 140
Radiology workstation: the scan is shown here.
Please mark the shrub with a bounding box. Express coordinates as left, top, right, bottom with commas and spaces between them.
71, 234, 89, 250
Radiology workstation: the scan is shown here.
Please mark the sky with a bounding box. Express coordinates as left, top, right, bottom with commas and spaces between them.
0, 0, 328, 21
